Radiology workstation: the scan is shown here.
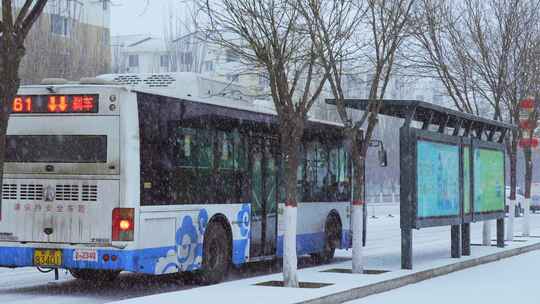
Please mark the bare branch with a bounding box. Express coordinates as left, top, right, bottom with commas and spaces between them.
20, 0, 48, 39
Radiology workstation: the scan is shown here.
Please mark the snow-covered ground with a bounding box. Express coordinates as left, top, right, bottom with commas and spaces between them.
347, 250, 540, 304
0, 207, 539, 304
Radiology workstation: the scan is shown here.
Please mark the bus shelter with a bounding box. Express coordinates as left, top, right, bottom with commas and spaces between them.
326, 98, 515, 269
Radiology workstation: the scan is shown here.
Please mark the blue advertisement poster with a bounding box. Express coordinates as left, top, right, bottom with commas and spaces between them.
417, 141, 460, 218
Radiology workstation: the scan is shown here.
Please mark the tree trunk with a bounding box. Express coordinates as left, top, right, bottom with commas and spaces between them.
482, 221, 491, 246
0, 1, 50, 221
0, 42, 24, 220
350, 129, 365, 273
280, 115, 303, 288
0, 90, 14, 220
0, 87, 14, 219
523, 144, 533, 236
507, 136, 518, 241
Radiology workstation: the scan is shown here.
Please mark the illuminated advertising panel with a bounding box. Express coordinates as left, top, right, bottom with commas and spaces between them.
417, 140, 460, 218
474, 148, 505, 213
10, 95, 99, 114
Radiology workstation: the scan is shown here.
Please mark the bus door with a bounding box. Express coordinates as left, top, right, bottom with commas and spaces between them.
249, 136, 278, 258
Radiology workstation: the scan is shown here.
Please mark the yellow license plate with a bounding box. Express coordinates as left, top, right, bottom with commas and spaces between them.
33, 249, 62, 267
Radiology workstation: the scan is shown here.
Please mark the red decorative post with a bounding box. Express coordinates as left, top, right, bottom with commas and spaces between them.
519, 96, 538, 237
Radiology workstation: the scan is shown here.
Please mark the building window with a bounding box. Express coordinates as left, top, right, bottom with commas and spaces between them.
101, 30, 110, 46
225, 49, 239, 62
259, 73, 270, 88
51, 14, 69, 36
179, 52, 193, 66
160, 55, 170, 68
129, 55, 139, 67
204, 61, 214, 72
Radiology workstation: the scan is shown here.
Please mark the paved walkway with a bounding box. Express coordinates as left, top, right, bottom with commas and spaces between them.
347, 250, 540, 304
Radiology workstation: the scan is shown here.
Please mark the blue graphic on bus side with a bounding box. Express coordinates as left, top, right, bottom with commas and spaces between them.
198, 208, 209, 235
176, 216, 198, 265
237, 203, 250, 238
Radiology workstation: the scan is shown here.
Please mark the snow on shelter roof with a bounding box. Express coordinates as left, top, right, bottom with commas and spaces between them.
326, 98, 514, 143
326, 98, 514, 130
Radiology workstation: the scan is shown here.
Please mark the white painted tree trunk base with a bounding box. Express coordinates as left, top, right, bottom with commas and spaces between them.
352, 204, 364, 273
283, 205, 299, 287
507, 200, 515, 241
523, 198, 531, 237
482, 220, 491, 246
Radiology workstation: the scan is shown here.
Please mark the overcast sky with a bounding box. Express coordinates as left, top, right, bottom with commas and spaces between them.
111, 0, 175, 37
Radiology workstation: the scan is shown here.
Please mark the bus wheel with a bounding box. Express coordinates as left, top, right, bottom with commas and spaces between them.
69, 269, 120, 282
198, 223, 230, 284
311, 214, 340, 265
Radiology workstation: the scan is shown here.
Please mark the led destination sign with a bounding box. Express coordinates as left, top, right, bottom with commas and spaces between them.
11, 95, 99, 114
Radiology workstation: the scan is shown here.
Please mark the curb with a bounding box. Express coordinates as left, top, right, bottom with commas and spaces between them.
297, 242, 540, 304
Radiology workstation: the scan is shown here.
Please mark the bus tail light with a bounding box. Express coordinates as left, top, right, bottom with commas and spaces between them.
112, 208, 134, 241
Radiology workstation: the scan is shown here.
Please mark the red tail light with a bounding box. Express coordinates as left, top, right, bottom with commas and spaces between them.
112, 208, 134, 241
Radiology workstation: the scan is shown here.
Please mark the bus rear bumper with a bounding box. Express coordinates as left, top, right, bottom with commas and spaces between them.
0, 246, 134, 272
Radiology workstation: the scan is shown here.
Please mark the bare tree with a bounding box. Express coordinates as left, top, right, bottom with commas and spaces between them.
504, 8, 540, 236
301, 0, 415, 273
0, 0, 49, 211
408, 0, 483, 115
459, 0, 540, 241
412, 0, 540, 241
409, 0, 497, 245
518, 36, 540, 235
165, 1, 208, 73
197, 0, 328, 287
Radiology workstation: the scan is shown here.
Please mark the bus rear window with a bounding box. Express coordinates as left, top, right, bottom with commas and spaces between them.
5, 135, 107, 163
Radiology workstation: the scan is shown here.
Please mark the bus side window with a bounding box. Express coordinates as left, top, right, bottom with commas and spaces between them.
328, 145, 351, 202
214, 130, 233, 203
301, 140, 330, 202
215, 129, 245, 204
186, 127, 213, 203
139, 96, 177, 205
171, 126, 246, 205
175, 127, 197, 167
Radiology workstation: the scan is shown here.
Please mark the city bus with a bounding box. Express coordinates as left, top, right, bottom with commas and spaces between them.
0, 73, 354, 283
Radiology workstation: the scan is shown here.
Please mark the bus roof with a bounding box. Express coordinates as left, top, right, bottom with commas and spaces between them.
20, 74, 344, 128
132, 88, 345, 128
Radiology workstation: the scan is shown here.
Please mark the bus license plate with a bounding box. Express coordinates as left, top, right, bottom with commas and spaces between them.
33, 249, 62, 267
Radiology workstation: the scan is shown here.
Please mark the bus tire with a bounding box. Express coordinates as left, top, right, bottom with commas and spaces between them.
198, 222, 231, 284
69, 269, 120, 282
311, 213, 341, 264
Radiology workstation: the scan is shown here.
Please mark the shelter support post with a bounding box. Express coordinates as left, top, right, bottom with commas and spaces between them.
461, 223, 471, 256
497, 218, 505, 248
401, 228, 413, 269
451, 225, 461, 258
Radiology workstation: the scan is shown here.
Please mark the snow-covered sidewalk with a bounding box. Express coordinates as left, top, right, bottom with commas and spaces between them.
347, 249, 540, 304
112, 216, 540, 304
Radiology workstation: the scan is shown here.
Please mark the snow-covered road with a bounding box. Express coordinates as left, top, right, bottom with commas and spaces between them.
1, 210, 539, 304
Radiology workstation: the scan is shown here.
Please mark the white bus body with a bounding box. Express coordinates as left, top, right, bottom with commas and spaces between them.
0, 74, 352, 281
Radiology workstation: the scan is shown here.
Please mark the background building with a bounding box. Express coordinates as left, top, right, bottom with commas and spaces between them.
112, 35, 171, 74
17, 0, 111, 84
112, 32, 265, 97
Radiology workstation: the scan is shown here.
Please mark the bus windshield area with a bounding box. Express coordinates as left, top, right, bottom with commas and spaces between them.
5, 135, 107, 163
